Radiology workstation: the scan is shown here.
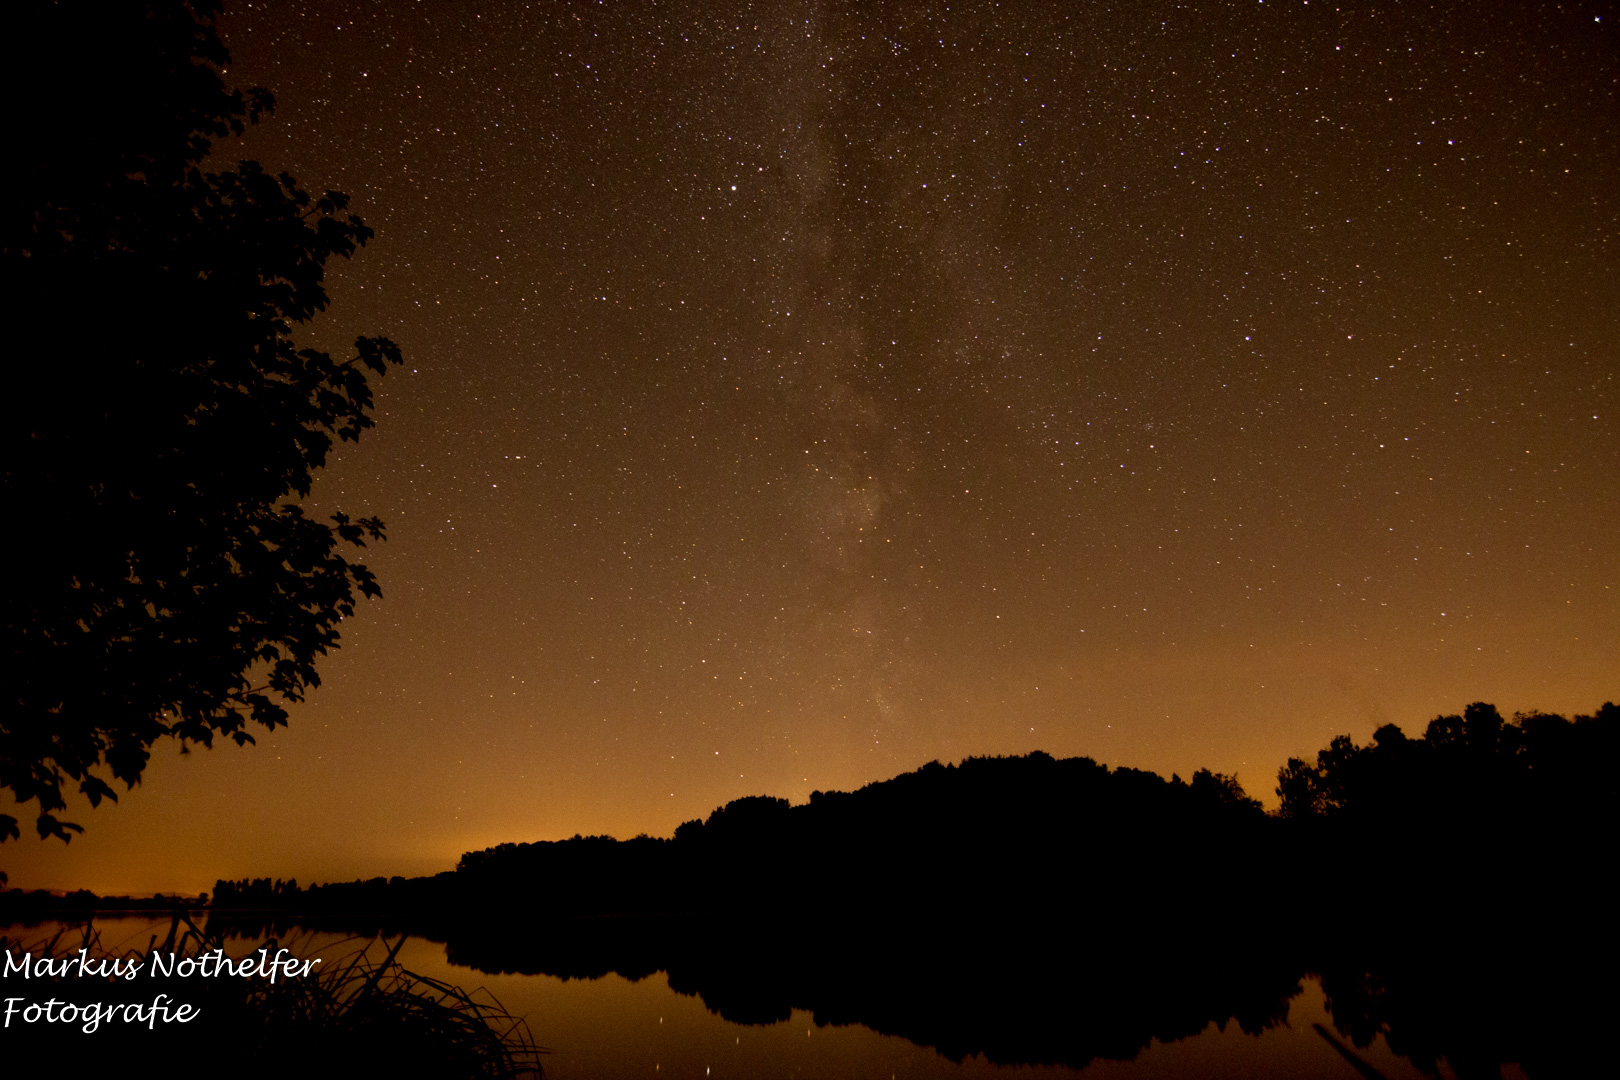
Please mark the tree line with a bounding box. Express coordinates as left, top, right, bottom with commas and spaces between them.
8, 700, 1607, 1076
182, 700, 1615, 933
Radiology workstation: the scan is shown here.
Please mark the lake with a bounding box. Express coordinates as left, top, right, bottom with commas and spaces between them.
2, 916, 1523, 1078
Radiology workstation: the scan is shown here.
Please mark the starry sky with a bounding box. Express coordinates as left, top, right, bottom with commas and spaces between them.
8, 0, 1617, 894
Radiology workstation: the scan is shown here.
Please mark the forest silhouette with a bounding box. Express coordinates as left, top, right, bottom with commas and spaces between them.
6, 701, 1609, 1075
146, 699, 1617, 1077
3, 3, 1605, 1077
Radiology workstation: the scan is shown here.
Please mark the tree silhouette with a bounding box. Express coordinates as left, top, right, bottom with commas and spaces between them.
1, 1, 401, 842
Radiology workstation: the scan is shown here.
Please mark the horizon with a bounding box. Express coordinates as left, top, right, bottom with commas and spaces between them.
10, 697, 1613, 897
4, 1, 1615, 899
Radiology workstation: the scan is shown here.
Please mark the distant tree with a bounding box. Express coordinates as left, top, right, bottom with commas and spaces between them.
1189, 768, 1262, 813
1274, 701, 1618, 826
698, 795, 793, 845
1, 1, 400, 842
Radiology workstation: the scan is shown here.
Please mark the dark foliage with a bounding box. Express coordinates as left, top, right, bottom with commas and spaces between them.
1277, 701, 1618, 820
0, 887, 204, 926
0, 914, 543, 1078
1271, 701, 1617, 1077
198, 752, 1286, 1070
185, 702, 1616, 1076
445, 751, 1275, 929
1, 1, 401, 842
210, 750, 1276, 946
1273, 701, 1617, 890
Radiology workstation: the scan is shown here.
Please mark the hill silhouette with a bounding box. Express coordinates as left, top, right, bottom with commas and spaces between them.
189, 701, 1616, 941
12, 701, 1604, 1073
183, 701, 1620, 1076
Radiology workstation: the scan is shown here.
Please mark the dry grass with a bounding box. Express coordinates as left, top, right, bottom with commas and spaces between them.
2, 911, 544, 1077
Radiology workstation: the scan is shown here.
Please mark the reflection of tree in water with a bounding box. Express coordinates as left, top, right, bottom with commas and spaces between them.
445, 915, 1307, 1070
191, 701, 1613, 1076
441, 751, 1302, 1069
732, 941, 1303, 1070
1313, 930, 1604, 1080
439, 906, 1605, 1077
1285, 701, 1614, 1079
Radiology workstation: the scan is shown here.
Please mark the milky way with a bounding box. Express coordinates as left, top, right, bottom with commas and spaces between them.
10, 0, 1615, 893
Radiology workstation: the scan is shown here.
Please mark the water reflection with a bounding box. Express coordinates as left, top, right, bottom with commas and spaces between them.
170, 724, 1612, 1078
421, 910, 1585, 1079
440, 918, 1303, 1070
0, 916, 1554, 1078
401, 946, 1433, 1080
158, 895, 1604, 1078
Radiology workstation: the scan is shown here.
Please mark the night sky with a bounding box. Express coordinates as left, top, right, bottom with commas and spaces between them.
10, 0, 1616, 894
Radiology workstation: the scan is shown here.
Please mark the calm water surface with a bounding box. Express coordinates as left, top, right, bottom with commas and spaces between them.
4, 918, 1509, 1079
